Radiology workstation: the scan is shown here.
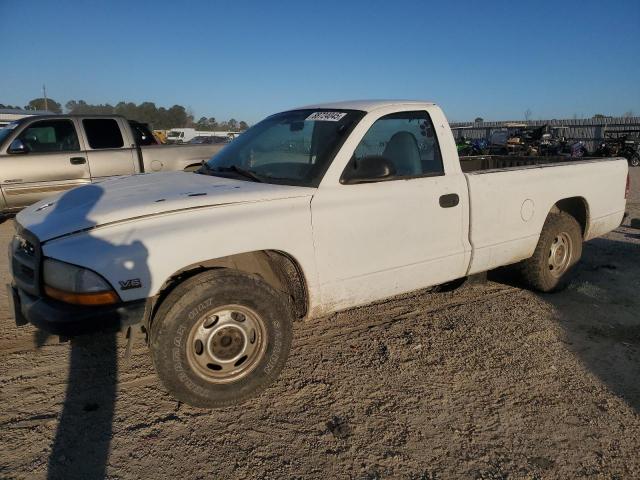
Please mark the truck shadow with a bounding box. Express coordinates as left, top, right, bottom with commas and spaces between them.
489, 236, 640, 413
45, 333, 118, 479
26, 184, 151, 480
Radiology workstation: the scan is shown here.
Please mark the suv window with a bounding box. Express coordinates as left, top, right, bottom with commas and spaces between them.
82, 119, 124, 149
18, 120, 80, 153
347, 111, 444, 179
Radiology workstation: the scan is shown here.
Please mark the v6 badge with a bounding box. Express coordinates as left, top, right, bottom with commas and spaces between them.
119, 278, 142, 290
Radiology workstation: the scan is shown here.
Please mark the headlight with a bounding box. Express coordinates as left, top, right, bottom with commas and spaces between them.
43, 259, 119, 305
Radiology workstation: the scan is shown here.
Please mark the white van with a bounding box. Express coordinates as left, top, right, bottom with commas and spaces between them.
166, 128, 216, 144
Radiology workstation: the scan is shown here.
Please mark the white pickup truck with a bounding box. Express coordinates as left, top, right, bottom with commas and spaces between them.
8, 100, 629, 408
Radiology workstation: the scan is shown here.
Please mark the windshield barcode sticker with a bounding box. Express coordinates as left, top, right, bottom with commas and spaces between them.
306, 111, 347, 122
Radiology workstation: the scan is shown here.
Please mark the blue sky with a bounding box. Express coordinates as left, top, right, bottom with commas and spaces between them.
1, 0, 639, 123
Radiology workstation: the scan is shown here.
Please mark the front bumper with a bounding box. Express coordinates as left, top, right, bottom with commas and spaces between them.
9, 284, 146, 336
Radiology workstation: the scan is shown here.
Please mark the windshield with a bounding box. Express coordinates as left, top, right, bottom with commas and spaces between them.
203, 109, 364, 187
0, 121, 19, 144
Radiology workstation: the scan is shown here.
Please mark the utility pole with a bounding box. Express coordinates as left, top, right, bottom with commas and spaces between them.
42, 84, 48, 111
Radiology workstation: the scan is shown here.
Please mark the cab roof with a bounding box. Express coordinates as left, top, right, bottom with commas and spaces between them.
294, 99, 436, 112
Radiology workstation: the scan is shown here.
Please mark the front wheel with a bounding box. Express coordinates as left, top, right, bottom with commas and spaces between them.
150, 270, 293, 408
517, 212, 583, 292
630, 154, 640, 167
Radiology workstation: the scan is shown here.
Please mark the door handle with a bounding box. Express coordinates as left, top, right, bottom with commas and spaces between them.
70, 157, 86, 165
439, 193, 459, 208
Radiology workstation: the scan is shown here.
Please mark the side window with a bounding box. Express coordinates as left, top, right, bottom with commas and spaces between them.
18, 120, 80, 153
346, 111, 443, 180
82, 119, 125, 149
129, 121, 157, 146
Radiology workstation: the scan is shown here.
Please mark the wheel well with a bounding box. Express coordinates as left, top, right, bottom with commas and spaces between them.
150, 250, 308, 326
551, 197, 589, 237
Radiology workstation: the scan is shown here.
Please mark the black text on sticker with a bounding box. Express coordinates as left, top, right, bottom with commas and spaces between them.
305, 111, 347, 122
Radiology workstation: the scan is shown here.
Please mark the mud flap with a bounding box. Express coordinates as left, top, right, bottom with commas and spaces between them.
7, 284, 28, 327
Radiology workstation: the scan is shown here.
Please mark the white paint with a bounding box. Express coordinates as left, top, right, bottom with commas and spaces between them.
465, 159, 627, 274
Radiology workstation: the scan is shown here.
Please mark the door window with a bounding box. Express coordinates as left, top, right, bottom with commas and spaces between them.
82, 119, 125, 149
345, 111, 444, 180
18, 120, 80, 153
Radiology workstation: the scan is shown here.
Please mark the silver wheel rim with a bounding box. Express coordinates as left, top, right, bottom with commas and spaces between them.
548, 232, 572, 278
186, 305, 267, 384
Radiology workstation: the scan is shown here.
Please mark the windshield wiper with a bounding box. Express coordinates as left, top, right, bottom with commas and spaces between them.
217, 165, 264, 183
197, 163, 265, 183
196, 162, 212, 174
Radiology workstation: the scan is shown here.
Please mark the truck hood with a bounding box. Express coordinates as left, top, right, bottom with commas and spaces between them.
17, 171, 315, 242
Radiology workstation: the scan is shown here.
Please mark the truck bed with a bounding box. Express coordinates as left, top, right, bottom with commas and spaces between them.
459, 155, 608, 173
460, 156, 627, 276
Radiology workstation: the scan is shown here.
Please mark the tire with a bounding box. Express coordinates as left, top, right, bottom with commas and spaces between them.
150, 269, 293, 408
630, 154, 640, 167
432, 276, 468, 293
517, 212, 583, 292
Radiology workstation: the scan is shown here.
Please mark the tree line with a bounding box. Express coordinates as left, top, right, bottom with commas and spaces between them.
0, 98, 249, 131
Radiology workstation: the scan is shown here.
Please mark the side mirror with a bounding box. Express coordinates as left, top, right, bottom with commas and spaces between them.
342, 155, 396, 184
8, 138, 29, 154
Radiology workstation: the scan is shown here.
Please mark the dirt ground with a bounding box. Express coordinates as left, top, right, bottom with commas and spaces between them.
1, 170, 639, 480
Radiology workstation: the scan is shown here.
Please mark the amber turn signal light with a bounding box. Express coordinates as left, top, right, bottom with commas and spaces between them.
44, 285, 119, 306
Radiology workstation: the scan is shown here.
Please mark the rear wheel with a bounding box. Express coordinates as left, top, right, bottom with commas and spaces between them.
630, 154, 640, 167
150, 269, 293, 408
517, 212, 582, 292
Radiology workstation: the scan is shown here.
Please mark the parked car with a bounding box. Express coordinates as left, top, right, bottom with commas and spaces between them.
8, 100, 629, 408
189, 135, 230, 145
0, 115, 226, 214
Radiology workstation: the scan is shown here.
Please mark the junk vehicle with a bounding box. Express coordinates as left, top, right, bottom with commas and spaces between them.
535, 126, 588, 158
595, 129, 640, 167
455, 136, 488, 156
0, 115, 226, 215
7, 100, 629, 408
488, 124, 547, 155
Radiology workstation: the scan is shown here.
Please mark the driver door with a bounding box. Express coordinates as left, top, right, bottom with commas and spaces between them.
1, 119, 91, 209
310, 110, 468, 311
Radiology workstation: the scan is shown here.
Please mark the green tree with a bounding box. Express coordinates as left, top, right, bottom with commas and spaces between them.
66, 100, 114, 115
166, 105, 189, 129
114, 102, 138, 121
474, 117, 483, 123
26, 97, 62, 113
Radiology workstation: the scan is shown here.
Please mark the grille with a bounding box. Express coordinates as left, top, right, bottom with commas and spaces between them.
11, 228, 41, 296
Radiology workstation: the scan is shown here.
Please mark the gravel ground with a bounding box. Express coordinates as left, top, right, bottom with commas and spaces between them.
1, 169, 639, 480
